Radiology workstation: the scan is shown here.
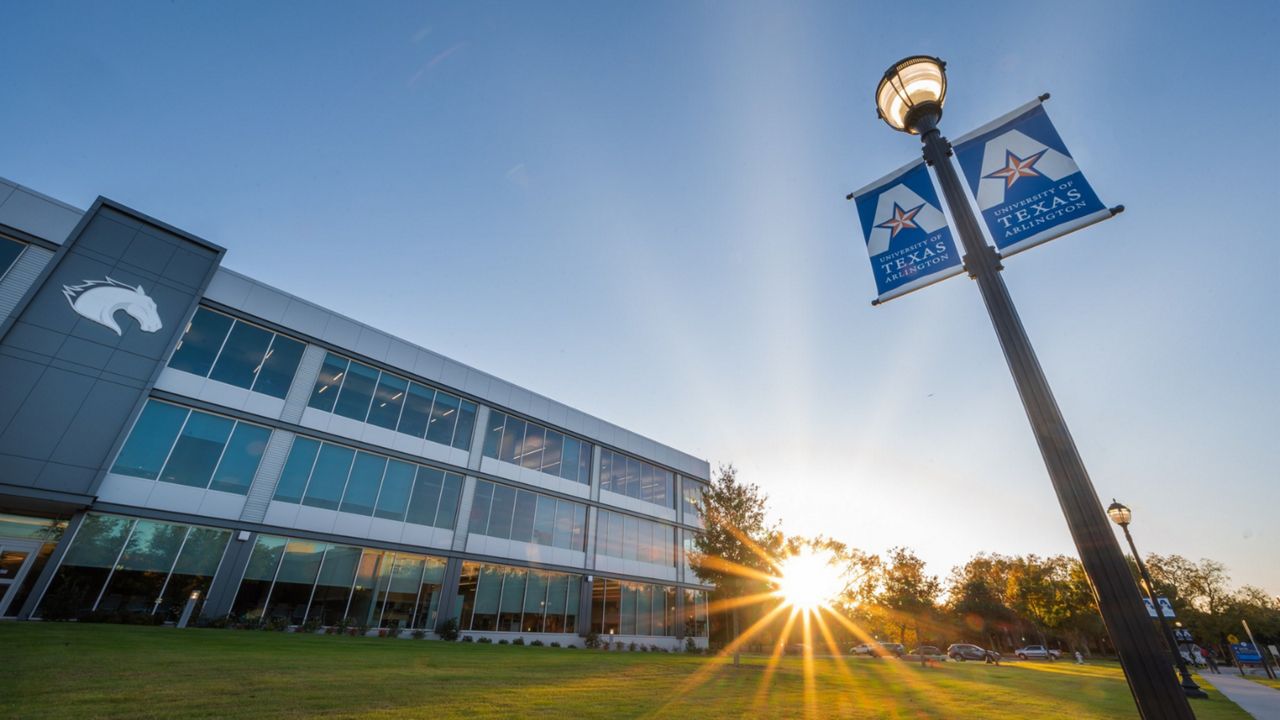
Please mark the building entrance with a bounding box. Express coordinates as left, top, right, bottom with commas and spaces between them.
0, 538, 42, 616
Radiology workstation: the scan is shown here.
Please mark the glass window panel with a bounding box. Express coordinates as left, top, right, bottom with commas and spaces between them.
96, 520, 188, 615
157, 527, 230, 620
559, 436, 581, 482
532, 495, 556, 546
346, 551, 387, 627
579, 444, 592, 486
465, 481, 493, 536
307, 353, 349, 412
624, 515, 639, 561
208, 321, 273, 390
302, 444, 355, 511
545, 575, 568, 633
511, 491, 536, 543
366, 373, 408, 430
168, 308, 233, 377
209, 422, 270, 495
274, 437, 320, 504
565, 577, 580, 633
425, 392, 460, 446
160, 411, 234, 489
62, 514, 134, 568
522, 571, 548, 633
599, 450, 614, 492
340, 452, 386, 516
471, 565, 501, 631
571, 505, 587, 551
415, 557, 447, 630
553, 501, 574, 550
112, 401, 188, 480
265, 540, 326, 625
0, 236, 25, 278
374, 460, 415, 521
436, 473, 462, 529
641, 464, 655, 503
488, 485, 516, 540
607, 511, 623, 558
397, 383, 435, 438
636, 585, 652, 636
603, 580, 621, 635
498, 417, 526, 463
452, 400, 477, 450
653, 587, 667, 636
252, 335, 305, 399
307, 545, 361, 626
625, 458, 640, 499
497, 567, 525, 631
482, 411, 506, 459
621, 584, 637, 635
380, 555, 426, 630
457, 563, 479, 630
406, 467, 444, 527
231, 535, 287, 620
333, 361, 379, 421
540, 431, 563, 476
519, 425, 545, 470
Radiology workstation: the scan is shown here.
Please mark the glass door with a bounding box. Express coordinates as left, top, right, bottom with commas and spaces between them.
0, 539, 41, 617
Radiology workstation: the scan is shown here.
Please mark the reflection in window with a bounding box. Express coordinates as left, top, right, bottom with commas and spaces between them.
168, 307, 304, 399
0, 236, 26, 281
455, 561, 581, 634
682, 480, 706, 527
600, 449, 674, 509
595, 509, 675, 566
306, 351, 478, 450
482, 411, 592, 485
112, 400, 271, 496
591, 579, 684, 637
467, 480, 587, 551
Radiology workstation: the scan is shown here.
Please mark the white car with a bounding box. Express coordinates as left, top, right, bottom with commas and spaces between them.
1014, 645, 1062, 660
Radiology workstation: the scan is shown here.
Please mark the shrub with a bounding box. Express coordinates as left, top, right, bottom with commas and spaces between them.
411, 630, 427, 640
437, 618, 460, 642
530, 639, 544, 647
199, 615, 230, 629
37, 579, 89, 621
549, 641, 561, 648
300, 619, 322, 634
497, 639, 509, 645
512, 637, 525, 646
462, 635, 474, 643
584, 632, 601, 649
629, 642, 638, 652
685, 637, 698, 653
565, 645, 577, 649
264, 616, 290, 632
477, 637, 493, 644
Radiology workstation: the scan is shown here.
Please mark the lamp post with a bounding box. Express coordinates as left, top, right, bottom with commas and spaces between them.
872, 56, 1194, 719
1108, 500, 1209, 698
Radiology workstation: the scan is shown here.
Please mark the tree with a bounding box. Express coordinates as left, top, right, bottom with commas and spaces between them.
877, 547, 940, 647
690, 464, 778, 664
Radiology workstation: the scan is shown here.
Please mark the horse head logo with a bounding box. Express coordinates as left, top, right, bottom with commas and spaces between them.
62, 277, 163, 337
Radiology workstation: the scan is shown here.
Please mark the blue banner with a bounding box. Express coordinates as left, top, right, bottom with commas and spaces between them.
952, 99, 1113, 257
1232, 642, 1263, 663
852, 159, 963, 303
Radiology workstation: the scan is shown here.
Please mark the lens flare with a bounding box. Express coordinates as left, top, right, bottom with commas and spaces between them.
775, 549, 842, 612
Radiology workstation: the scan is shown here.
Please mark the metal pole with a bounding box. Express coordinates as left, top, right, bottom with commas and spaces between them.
1122, 524, 1208, 697
912, 114, 1196, 720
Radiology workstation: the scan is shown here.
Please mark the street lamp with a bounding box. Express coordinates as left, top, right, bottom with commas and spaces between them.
872, 57, 1195, 720
1108, 500, 1209, 698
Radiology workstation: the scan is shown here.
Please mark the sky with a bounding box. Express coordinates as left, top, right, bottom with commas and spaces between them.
4, 1, 1278, 595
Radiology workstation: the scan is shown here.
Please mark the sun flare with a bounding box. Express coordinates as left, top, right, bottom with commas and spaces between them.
775, 549, 842, 613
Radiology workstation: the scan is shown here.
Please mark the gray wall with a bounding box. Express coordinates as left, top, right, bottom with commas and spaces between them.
0, 200, 223, 499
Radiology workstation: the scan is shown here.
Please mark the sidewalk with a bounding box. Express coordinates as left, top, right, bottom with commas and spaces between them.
1202, 673, 1280, 719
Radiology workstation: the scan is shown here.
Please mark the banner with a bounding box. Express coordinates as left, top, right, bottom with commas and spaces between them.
953, 99, 1113, 257
852, 159, 964, 304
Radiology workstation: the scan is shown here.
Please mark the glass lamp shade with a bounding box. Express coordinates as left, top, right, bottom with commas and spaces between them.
1106, 500, 1132, 526
875, 56, 947, 133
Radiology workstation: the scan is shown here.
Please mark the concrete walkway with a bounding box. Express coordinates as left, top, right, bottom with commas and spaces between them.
1202, 673, 1280, 719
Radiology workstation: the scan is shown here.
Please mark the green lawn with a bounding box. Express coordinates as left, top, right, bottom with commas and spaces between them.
2, 624, 1253, 719
1247, 675, 1280, 690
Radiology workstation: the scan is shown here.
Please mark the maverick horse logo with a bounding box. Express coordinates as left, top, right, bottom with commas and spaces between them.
62, 277, 163, 337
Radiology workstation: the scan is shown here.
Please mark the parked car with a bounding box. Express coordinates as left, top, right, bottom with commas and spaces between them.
905, 646, 947, 661
849, 643, 875, 656
1014, 645, 1062, 660
849, 642, 906, 658
947, 643, 998, 661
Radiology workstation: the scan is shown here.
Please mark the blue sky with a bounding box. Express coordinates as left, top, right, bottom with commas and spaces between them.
5, 1, 1278, 594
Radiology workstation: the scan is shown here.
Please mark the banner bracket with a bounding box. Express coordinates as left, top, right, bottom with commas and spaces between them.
1039, 92, 1051, 102
1109, 205, 1125, 216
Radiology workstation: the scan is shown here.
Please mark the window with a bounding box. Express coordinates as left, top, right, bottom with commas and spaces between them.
595, 510, 675, 566
0, 236, 26, 281
168, 307, 305, 399
682, 481, 706, 526
482, 411, 592, 485
684, 589, 709, 637
39, 514, 230, 620
590, 578, 680, 637
600, 449, 674, 509
112, 400, 271, 495
274, 436, 462, 529
456, 561, 582, 633
307, 351, 478, 450
467, 480, 587, 551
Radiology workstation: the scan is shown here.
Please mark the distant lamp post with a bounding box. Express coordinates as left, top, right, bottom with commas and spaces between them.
873, 55, 1195, 719
1108, 500, 1208, 698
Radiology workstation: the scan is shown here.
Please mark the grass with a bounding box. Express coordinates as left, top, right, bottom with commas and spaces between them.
2, 624, 1255, 719
1246, 675, 1280, 690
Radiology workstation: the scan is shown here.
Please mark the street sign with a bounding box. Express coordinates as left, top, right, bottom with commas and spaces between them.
1233, 642, 1263, 663
1143, 598, 1157, 617
851, 159, 964, 304
1227, 634, 1239, 644
1142, 597, 1175, 618
1173, 629, 1194, 643
952, 98, 1115, 258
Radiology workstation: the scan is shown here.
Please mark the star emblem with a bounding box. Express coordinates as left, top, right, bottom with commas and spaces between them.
875, 202, 925, 238
984, 149, 1047, 189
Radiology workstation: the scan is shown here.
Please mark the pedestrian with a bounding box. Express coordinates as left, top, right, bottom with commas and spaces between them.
1074, 650, 1084, 665
1203, 647, 1220, 675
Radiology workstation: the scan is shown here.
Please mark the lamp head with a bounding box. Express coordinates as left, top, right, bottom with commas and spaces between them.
875, 55, 947, 134
1106, 499, 1132, 527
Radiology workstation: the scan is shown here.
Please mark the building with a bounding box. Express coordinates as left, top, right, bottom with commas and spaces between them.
0, 177, 711, 647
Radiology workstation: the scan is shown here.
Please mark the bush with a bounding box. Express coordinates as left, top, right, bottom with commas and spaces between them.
300, 619, 322, 634
497, 639, 509, 645
264, 616, 290, 632
549, 641, 561, 648
411, 630, 427, 640
37, 579, 89, 621
629, 642, 638, 652
566, 645, 577, 649
685, 637, 698, 653
512, 637, 525, 646
584, 632, 601, 649
462, 635, 474, 643
437, 618, 460, 642
477, 637, 493, 644
530, 639, 544, 647
199, 615, 230, 629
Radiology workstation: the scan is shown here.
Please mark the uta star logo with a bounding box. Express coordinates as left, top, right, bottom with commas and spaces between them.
984, 149, 1047, 189
875, 202, 925, 238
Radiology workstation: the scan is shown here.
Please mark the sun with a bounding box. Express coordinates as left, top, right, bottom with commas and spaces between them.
775, 549, 843, 613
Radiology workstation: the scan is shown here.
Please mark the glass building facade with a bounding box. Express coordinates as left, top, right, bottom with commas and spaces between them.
0, 186, 712, 646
